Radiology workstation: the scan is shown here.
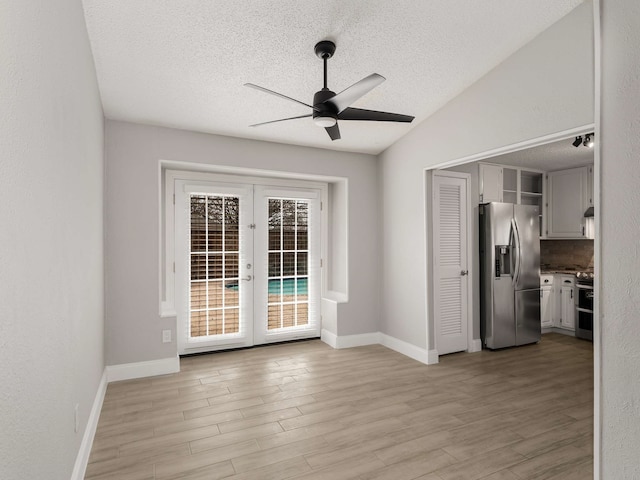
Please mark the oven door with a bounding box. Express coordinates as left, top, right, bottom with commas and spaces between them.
577, 285, 594, 310
576, 307, 593, 341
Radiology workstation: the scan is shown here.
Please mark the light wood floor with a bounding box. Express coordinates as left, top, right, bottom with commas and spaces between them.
86, 333, 593, 480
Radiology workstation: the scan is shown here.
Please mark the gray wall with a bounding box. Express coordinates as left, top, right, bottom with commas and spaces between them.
600, 0, 640, 476
378, 1, 594, 350
0, 1, 105, 478
105, 120, 379, 365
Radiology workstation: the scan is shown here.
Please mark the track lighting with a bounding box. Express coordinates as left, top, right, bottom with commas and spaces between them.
584, 134, 594, 148
571, 133, 594, 148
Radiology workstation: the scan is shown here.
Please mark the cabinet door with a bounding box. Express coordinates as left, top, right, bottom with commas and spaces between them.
560, 286, 575, 330
540, 286, 553, 328
479, 164, 502, 203
587, 166, 594, 207
547, 167, 588, 238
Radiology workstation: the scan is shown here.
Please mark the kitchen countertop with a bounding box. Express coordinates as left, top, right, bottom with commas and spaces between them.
541, 269, 579, 275
540, 268, 593, 275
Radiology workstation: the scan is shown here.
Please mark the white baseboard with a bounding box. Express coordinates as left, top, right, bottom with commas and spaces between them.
70, 370, 108, 480
467, 339, 483, 353
320, 329, 380, 349
379, 333, 437, 365
106, 356, 180, 383
427, 349, 440, 364
335, 332, 380, 349
322, 330, 440, 365
320, 329, 338, 348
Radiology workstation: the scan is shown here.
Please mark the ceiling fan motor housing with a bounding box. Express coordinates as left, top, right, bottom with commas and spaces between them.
312, 89, 338, 124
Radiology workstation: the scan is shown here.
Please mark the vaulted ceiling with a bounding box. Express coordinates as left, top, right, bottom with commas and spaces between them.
82, 0, 583, 155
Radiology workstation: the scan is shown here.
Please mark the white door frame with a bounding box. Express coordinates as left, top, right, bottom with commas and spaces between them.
430, 170, 474, 358
173, 175, 326, 355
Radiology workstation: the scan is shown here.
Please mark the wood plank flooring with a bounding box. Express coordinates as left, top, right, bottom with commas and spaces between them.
86, 333, 593, 480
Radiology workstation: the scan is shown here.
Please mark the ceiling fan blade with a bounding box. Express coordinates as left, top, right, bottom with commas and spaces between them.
244, 83, 318, 111
325, 123, 341, 141
338, 107, 414, 123
249, 114, 312, 127
324, 73, 386, 113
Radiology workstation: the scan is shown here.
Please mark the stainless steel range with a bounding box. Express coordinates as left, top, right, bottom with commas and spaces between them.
575, 272, 594, 341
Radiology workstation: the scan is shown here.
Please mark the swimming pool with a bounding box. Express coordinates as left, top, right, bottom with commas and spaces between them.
225, 277, 308, 295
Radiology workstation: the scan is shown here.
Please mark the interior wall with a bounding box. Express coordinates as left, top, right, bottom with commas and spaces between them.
378, 1, 594, 351
104, 120, 379, 366
600, 0, 640, 476
0, 1, 105, 478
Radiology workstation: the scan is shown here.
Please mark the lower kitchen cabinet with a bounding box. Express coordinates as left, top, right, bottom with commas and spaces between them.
541, 285, 554, 328
557, 275, 576, 331
540, 274, 554, 328
540, 274, 575, 333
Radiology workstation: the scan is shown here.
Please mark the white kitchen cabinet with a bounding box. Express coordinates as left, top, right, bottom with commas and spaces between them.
540, 274, 554, 328
587, 166, 594, 207
479, 163, 544, 215
546, 167, 589, 238
558, 276, 576, 331
479, 164, 503, 203
541, 285, 554, 328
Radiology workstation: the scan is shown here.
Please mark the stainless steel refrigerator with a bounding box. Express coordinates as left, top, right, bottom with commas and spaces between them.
479, 202, 541, 349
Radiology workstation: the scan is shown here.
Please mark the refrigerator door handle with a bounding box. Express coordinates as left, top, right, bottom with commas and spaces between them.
511, 218, 521, 287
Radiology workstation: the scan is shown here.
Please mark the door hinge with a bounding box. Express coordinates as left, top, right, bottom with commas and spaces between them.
320, 259, 323, 268
249, 223, 256, 229
320, 201, 323, 211
173, 262, 175, 273
173, 194, 175, 205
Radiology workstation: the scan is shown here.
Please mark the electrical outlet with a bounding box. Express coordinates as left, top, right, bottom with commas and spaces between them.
74, 404, 79, 433
162, 329, 172, 343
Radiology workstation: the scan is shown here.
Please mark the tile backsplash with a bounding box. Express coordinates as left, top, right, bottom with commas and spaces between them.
541, 239, 594, 271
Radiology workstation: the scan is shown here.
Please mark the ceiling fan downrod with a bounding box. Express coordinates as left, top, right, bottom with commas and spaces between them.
314, 40, 336, 90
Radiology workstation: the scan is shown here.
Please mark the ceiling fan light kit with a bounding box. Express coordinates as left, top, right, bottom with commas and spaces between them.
245, 40, 414, 141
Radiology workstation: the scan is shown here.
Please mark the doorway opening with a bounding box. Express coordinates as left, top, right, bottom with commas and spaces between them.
426, 126, 597, 359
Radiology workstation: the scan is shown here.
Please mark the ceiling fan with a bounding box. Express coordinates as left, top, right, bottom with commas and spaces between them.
245, 40, 414, 141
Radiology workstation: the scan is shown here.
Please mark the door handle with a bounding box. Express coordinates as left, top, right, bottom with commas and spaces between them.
240, 275, 253, 281
460, 270, 469, 276
510, 218, 521, 286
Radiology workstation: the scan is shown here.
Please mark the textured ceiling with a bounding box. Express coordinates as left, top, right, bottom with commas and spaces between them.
82, 0, 584, 155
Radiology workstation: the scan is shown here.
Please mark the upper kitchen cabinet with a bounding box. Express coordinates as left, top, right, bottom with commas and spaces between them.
479, 164, 504, 203
479, 163, 544, 234
546, 166, 593, 238
479, 164, 544, 204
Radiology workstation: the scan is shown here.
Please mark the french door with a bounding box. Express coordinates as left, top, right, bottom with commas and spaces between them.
175, 181, 321, 355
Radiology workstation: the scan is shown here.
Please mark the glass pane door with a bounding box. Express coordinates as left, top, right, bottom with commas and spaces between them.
267, 198, 310, 330
176, 182, 253, 354
253, 187, 321, 345
189, 194, 240, 338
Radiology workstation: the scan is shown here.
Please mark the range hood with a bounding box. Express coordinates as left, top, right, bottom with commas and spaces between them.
584, 206, 594, 218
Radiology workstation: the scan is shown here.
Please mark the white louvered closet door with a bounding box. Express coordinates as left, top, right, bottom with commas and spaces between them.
433, 172, 469, 355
